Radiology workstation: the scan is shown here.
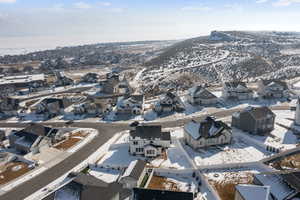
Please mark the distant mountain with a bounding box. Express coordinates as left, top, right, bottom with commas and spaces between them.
139, 31, 300, 92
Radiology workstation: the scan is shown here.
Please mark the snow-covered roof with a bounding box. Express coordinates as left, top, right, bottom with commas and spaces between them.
189, 86, 217, 99
184, 121, 201, 140
242, 106, 275, 120
261, 79, 288, 89
184, 117, 230, 140
0, 74, 45, 86
121, 160, 146, 180
254, 173, 295, 200
225, 81, 247, 89
130, 126, 171, 141
235, 184, 270, 200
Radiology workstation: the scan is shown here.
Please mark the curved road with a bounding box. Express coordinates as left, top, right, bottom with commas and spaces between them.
0, 105, 290, 200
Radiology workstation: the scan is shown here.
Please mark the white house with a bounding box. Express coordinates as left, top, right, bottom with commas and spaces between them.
184, 117, 232, 149
129, 124, 171, 158
187, 86, 218, 105
257, 79, 290, 98
73, 98, 112, 117
119, 160, 147, 189
222, 82, 253, 100
116, 94, 144, 115
154, 92, 185, 114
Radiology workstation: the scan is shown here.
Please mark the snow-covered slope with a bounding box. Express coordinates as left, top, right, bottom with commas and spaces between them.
139, 31, 300, 93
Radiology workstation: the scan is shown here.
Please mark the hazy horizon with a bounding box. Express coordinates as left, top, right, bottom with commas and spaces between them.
2, 0, 300, 54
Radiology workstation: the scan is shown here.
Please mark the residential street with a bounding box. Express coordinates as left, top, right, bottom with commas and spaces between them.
0, 105, 290, 200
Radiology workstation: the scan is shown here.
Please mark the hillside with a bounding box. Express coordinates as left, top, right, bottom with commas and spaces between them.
139, 31, 300, 92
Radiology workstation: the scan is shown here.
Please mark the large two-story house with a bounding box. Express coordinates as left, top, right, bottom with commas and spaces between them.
257, 79, 290, 98
154, 92, 185, 114
30, 97, 72, 119
184, 117, 232, 149
116, 94, 144, 115
80, 72, 99, 83
73, 98, 113, 117
231, 106, 276, 135
222, 82, 254, 100
0, 97, 19, 117
187, 85, 218, 105
8, 123, 63, 154
129, 124, 171, 157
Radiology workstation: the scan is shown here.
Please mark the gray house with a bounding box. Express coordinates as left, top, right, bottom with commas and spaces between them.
80, 72, 99, 83
253, 172, 300, 200
232, 106, 276, 135
43, 172, 131, 200
154, 92, 185, 114
119, 159, 147, 188
187, 86, 218, 105
257, 79, 290, 98
8, 124, 62, 154
0, 97, 19, 117
222, 82, 254, 100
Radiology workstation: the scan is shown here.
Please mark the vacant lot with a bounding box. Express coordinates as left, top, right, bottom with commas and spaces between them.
54, 130, 89, 150
0, 162, 31, 185
271, 152, 300, 170
206, 171, 254, 200
147, 175, 182, 192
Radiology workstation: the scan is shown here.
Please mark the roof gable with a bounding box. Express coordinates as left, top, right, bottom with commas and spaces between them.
184, 117, 230, 140
121, 160, 146, 180
130, 125, 171, 141
236, 184, 270, 200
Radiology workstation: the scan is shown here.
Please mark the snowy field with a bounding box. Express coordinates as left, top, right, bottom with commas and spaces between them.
184, 137, 268, 166
151, 147, 192, 169
88, 166, 121, 183
97, 143, 140, 168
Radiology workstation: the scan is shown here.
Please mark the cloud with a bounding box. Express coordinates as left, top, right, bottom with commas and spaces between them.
273, 0, 300, 6
0, 0, 16, 3
73, 2, 91, 9
224, 4, 244, 12
52, 3, 65, 11
256, 0, 268, 3
109, 8, 124, 13
98, 2, 111, 7
181, 6, 211, 11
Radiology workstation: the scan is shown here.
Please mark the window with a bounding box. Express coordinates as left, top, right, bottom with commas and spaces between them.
135, 148, 144, 153
146, 150, 155, 155
133, 141, 138, 145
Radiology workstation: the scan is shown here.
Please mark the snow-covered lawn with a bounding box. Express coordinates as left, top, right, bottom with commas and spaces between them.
97, 143, 140, 168
88, 166, 121, 183
151, 147, 192, 169
184, 137, 268, 166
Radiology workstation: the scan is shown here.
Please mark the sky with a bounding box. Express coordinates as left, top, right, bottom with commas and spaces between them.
1, 0, 300, 50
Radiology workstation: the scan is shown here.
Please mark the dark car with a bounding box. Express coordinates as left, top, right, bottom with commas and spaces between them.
66, 120, 74, 125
